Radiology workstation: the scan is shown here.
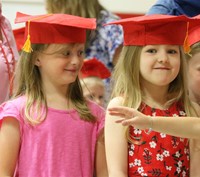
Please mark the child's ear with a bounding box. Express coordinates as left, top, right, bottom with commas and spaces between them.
34, 58, 41, 67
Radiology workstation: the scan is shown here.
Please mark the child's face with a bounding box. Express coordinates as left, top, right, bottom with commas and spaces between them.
35, 44, 84, 87
83, 84, 105, 107
140, 45, 180, 89
188, 52, 200, 104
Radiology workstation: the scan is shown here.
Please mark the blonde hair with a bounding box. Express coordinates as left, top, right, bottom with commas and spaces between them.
81, 77, 104, 89
46, 0, 105, 18
186, 42, 200, 60
111, 45, 198, 143
13, 43, 96, 125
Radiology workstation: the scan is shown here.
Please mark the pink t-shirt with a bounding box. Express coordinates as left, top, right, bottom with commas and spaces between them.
0, 96, 105, 177
0, 11, 19, 104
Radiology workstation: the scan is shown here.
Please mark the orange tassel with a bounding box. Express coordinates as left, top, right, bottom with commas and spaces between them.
22, 20, 33, 53
22, 34, 33, 53
183, 22, 191, 55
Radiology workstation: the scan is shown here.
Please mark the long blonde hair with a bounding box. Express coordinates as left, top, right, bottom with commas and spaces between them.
13, 44, 96, 125
46, 0, 105, 18
111, 45, 198, 142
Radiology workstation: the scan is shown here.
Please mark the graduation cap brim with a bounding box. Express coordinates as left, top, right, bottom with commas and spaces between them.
105, 14, 189, 46
14, 12, 96, 52
13, 27, 25, 51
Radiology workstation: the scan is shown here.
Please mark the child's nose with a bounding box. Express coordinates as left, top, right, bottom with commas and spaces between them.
157, 52, 169, 63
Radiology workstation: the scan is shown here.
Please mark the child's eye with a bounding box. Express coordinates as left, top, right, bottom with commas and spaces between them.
87, 95, 94, 100
146, 49, 157, 53
78, 50, 85, 57
99, 96, 104, 100
62, 51, 71, 56
168, 50, 178, 54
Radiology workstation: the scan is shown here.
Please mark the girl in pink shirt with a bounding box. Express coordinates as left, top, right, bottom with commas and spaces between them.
0, 12, 107, 177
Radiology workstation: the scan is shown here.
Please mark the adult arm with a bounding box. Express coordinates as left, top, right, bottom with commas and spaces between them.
105, 97, 128, 177
0, 117, 20, 176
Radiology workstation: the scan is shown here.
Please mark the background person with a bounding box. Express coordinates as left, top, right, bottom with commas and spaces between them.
80, 58, 111, 107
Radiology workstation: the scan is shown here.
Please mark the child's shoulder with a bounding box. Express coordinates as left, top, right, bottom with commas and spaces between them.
107, 96, 124, 108
87, 100, 105, 119
0, 95, 26, 110
87, 100, 105, 112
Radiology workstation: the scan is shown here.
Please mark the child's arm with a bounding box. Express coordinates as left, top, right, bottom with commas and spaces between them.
105, 97, 128, 177
108, 104, 200, 139
95, 129, 108, 177
190, 139, 200, 177
0, 117, 20, 176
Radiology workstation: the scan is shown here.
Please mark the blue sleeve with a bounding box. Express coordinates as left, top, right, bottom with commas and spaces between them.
146, 0, 177, 15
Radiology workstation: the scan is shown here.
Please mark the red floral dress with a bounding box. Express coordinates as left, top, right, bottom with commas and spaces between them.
128, 102, 189, 177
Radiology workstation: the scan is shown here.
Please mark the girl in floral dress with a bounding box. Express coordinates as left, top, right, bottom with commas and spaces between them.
104, 14, 200, 177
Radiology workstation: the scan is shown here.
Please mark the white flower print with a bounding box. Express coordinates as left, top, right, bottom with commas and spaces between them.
134, 159, 141, 166
129, 150, 134, 156
166, 166, 172, 171
156, 154, 164, 161
129, 162, 134, 168
184, 148, 189, 154
160, 133, 166, 138
130, 144, 135, 150
178, 160, 183, 167
138, 167, 144, 174
149, 141, 156, 148
134, 129, 142, 135
172, 113, 178, 117
180, 138, 184, 142
179, 111, 186, 116
176, 167, 181, 174
182, 171, 186, 177
175, 151, 181, 158
152, 112, 156, 116
163, 150, 170, 157
141, 173, 148, 176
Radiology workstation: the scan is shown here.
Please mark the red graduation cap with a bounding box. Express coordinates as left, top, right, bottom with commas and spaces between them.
105, 14, 189, 46
80, 58, 111, 79
13, 27, 25, 51
187, 14, 200, 46
14, 12, 96, 52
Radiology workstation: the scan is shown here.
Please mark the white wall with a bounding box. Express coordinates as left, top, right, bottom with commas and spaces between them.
2, 0, 157, 29
2, 0, 46, 29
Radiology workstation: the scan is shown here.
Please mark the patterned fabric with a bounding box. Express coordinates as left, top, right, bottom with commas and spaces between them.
128, 102, 189, 177
85, 10, 123, 71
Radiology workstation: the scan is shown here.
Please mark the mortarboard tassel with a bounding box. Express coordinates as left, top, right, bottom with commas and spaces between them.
183, 22, 191, 55
22, 20, 33, 53
22, 34, 33, 53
